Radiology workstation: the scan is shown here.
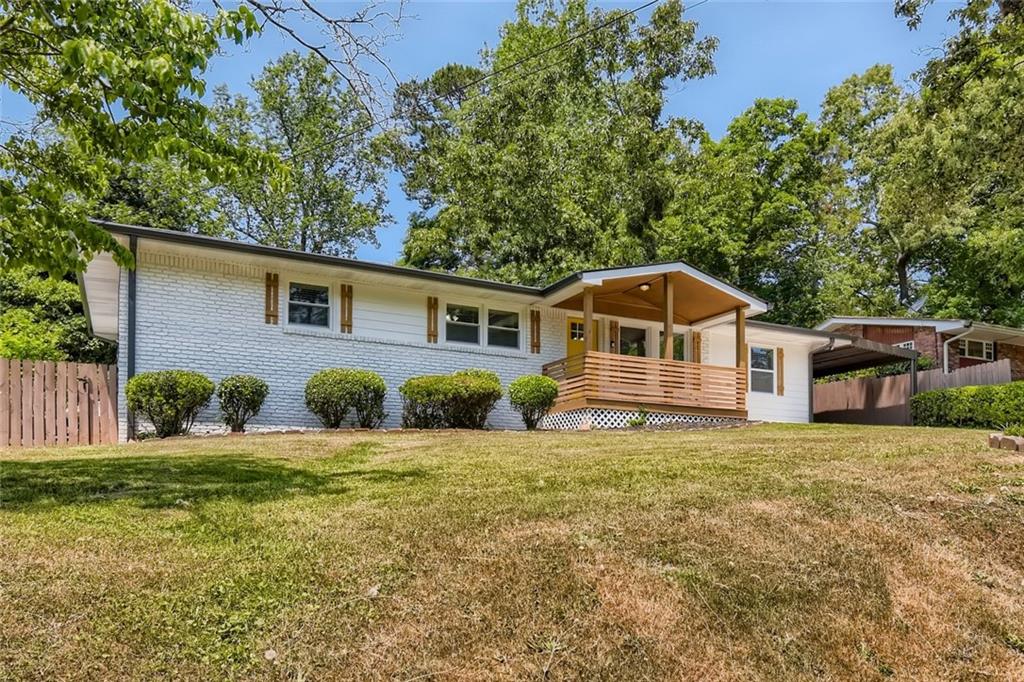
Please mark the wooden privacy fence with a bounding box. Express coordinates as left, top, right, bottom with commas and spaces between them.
814, 359, 1012, 426
0, 359, 117, 448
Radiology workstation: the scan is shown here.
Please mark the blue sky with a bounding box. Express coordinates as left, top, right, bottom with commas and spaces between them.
1, 1, 956, 263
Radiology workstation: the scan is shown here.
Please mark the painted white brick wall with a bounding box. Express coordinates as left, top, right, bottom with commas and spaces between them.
117, 254, 565, 439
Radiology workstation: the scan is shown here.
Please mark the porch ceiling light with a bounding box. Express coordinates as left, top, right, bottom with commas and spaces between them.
639, 282, 651, 292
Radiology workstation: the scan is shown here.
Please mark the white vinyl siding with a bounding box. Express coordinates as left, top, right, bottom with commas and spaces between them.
707, 328, 812, 423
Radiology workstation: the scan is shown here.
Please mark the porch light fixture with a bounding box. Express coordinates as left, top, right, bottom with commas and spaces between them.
639, 282, 651, 292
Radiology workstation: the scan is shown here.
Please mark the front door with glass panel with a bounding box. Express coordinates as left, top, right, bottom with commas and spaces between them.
566, 317, 597, 356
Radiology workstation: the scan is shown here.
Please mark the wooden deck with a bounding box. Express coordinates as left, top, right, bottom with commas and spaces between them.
542, 351, 748, 418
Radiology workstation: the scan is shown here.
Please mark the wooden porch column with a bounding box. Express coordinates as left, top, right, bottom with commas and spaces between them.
583, 286, 594, 352
662, 274, 674, 359
735, 306, 747, 367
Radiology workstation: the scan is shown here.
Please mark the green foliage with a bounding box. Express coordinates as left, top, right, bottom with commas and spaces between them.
210, 51, 390, 255
508, 375, 559, 430
0, 267, 115, 363
627, 405, 650, 428
1004, 424, 1024, 437
910, 382, 1024, 429
217, 375, 270, 432
399, 369, 503, 429
126, 370, 215, 438
397, 0, 716, 285
818, 355, 934, 384
304, 369, 387, 429
0, 0, 268, 275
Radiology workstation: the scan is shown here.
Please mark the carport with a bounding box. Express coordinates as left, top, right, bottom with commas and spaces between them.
810, 333, 920, 425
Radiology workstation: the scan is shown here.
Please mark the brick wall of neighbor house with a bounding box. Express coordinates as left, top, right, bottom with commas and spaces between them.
997, 342, 1024, 380
117, 250, 565, 439
832, 324, 942, 365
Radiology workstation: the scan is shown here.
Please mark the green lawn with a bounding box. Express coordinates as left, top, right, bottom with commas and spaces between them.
2, 424, 1023, 680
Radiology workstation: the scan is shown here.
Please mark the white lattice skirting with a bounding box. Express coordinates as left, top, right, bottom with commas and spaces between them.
540, 408, 743, 430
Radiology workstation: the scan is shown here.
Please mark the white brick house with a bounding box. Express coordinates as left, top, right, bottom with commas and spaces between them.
79, 222, 905, 439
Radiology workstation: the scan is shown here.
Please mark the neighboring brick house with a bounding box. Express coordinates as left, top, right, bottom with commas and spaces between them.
815, 317, 1024, 381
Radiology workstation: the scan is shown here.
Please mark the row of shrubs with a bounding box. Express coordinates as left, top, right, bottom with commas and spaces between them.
910, 381, 1024, 430
125, 368, 560, 438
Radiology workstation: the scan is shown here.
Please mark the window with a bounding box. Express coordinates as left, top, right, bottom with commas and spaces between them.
569, 321, 585, 341
487, 309, 520, 348
288, 283, 329, 327
959, 339, 994, 361
619, 326, 647, 357
895, 340, 915, 350
659, 332, 687, 361
446, 304, 480, 344
749, 346, 775, 393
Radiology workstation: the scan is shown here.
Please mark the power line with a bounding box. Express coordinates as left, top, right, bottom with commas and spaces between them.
288, 0, 713, 160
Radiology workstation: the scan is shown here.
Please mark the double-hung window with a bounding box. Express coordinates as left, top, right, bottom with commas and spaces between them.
288, 283, 330, 327
446, 304, 480, 344
749, 346, 775, 394
487, 309, 520, 348
959, 339, 994, 361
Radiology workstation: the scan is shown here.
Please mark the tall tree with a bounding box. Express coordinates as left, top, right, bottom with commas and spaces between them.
655, 99, 853, 326
0, 0, 405, 275
211, 52, 390, 255
396, 0, 717, 285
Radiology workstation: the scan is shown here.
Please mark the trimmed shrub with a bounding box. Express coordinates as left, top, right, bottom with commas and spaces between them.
400, 369, 503, 429
217, 375, 269, 432
508, 375, 559, 430
305, 368, 387, 429
126, 370, 214, 438
450, 369, 502, 429
911, 381, 1024, 429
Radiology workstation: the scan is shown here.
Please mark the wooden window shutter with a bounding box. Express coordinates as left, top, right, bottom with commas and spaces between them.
264, 273, 279, 324
776, 347, 785, 395
427, 296, 438, 343
609, 320, 620, 353
340, 284, 353, 333
691, 331, 701, 363
530, 309, 541, 353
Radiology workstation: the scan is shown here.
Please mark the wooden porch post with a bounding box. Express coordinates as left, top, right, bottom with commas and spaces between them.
583, 286, 594, 352
735, 306, 747, 367
663, 274, 674, 359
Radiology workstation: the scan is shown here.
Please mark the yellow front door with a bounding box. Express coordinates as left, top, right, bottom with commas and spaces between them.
566, 317, 598, 356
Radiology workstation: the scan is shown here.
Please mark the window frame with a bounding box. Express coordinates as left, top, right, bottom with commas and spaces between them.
486, 308, 521, 349
444, 302, 482, 345
286, 279, 333, 330
748, 345, 776, 395
440, 299, 526, 351
959, 338, 994, 361
894, 340, 915, 350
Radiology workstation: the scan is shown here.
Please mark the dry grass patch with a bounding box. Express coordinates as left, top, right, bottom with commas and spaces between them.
2, 424, 1023, 680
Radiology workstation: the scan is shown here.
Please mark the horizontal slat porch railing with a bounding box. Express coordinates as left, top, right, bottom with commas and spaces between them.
542, 351, 747, 415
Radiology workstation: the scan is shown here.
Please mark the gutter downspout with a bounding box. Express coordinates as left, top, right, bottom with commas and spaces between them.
808, 336, 837, 423
943, 323, 973, 374
127, 235, 138, 439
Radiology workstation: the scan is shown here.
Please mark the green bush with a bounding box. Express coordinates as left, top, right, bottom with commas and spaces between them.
911, 381, 1024, 429
217, 375, 269, 432
400, 369, 503, 429
508, 375, 559, 430
1004, 424, 1024, 437
305, 369, 387, 428
125, 370, 215, 438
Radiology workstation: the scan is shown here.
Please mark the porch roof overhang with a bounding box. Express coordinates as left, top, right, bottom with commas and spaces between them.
812, 335, 919, 379
539, 262, 769, 326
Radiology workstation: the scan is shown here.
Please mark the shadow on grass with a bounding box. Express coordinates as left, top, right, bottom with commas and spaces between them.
0, 454, 427, 511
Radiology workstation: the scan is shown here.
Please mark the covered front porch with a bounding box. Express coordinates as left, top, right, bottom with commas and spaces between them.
538, 263, 768, 422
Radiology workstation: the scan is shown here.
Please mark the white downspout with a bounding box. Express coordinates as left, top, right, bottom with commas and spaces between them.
943, 325, 973, 374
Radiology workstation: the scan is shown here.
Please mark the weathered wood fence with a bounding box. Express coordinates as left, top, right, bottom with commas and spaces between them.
814, 358, 1012, 426
0, 359, 117, 448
